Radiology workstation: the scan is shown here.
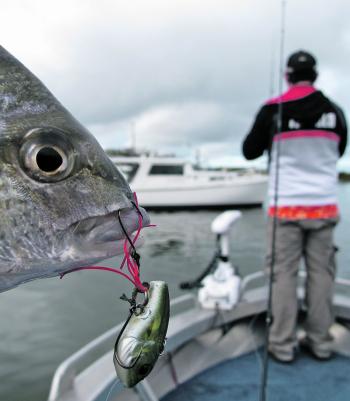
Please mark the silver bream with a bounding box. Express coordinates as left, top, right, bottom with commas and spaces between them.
0, 46, 149, 292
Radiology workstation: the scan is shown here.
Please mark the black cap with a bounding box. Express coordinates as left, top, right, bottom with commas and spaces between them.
286, 50, 317, 73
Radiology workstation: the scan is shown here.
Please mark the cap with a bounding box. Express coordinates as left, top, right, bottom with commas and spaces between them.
286, 50, 317, 73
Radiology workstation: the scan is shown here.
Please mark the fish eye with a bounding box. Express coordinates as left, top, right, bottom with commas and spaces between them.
36, 146, 64, 172
19, 128, 76, 182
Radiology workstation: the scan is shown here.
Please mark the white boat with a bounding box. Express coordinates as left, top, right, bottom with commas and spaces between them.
48, 211, 350, 401
109, 154, 267, 208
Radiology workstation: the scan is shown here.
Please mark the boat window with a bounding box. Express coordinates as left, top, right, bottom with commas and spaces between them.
149, 164, 184, 175
115, 163, 139, 182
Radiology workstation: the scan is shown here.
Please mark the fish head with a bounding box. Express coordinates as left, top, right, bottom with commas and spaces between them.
114, 281, 170, 387
0, 46, 150, 291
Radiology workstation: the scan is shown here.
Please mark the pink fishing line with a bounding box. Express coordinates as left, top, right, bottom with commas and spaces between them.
59, 266, 139, 287
119, 194, 158, 270
60, 192, 150, 293
119, 223, 156, 270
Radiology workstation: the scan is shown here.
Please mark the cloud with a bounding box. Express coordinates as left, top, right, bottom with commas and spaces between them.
132, 102, 231, 145
88, 101, 248, 158
1, 0, 350, 166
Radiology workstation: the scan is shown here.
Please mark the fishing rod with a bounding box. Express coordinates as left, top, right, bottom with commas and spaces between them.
268, 38, 276, 98
259, 1, 287, 401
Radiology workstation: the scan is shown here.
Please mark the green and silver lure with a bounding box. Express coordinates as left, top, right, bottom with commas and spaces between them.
114, 281, 170, 387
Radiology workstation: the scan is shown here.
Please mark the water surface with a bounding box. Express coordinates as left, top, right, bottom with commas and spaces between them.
1, 184, 350, 401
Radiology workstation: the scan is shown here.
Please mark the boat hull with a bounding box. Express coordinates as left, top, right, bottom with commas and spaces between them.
131, 179, 267, 208
110, 155, 268, 208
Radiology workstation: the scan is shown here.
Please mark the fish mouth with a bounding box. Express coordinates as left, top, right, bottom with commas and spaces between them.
71, 206, 150, 252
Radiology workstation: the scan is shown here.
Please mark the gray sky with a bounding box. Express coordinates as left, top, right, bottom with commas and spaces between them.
2, 0, 350, 169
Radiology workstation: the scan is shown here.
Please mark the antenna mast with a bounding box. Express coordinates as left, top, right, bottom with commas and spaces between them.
130, 121, 136, 151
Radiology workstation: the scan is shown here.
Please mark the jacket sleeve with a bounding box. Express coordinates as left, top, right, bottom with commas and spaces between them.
336, 106, 347, 157
242, 105, 271, 160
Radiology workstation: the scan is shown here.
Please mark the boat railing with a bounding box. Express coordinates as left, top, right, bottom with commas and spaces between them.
240, 270, 350, 296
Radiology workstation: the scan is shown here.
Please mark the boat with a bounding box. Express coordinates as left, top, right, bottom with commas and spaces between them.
108, 153, 267, 209
48, 210, 350, 401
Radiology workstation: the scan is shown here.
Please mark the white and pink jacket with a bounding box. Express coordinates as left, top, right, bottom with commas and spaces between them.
243, 85, 347, 219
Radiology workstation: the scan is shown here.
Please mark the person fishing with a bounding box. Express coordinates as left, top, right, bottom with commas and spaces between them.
242, 50, 347, 363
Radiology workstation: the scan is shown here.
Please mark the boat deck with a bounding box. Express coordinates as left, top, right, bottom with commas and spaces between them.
48, 280, 350, 401
162, 349, 350, 401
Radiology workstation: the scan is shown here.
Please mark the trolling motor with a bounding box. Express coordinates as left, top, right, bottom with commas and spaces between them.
197, 211, 242, 310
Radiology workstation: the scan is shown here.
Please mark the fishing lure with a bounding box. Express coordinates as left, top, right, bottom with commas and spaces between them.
114, 281, 170, 387
61, 193, 170, 387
